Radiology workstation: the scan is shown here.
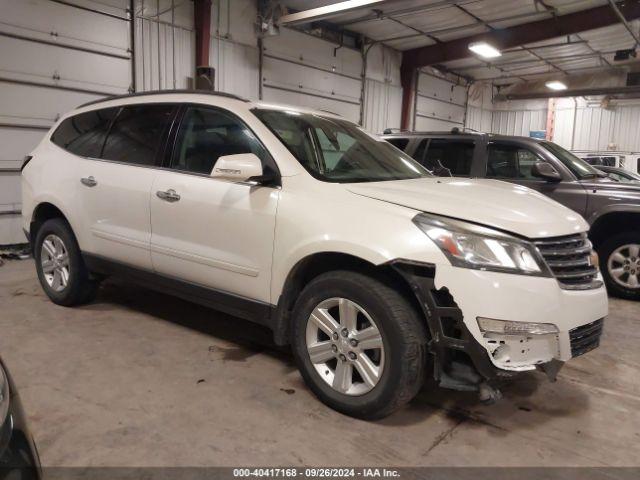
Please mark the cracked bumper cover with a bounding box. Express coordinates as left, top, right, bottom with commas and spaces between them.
390, 260, 608, 385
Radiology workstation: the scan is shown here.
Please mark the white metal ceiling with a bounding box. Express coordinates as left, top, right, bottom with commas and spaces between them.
280, 0, 640, 84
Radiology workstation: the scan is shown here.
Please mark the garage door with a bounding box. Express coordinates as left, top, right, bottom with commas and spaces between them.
0, 0, 133, 245
415, 72, 467, 131
261, 28, 363, 123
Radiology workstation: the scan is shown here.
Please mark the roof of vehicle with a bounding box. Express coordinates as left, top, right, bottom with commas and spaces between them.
76, 89, 345, 121
78, 89, 250, 108
381, 129, 545, 144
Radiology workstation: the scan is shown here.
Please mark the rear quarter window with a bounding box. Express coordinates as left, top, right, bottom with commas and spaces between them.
51, 108, 118, 158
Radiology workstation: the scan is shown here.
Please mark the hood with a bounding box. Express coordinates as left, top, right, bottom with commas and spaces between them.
347, 177, 588, 239
580, 177, 640, 194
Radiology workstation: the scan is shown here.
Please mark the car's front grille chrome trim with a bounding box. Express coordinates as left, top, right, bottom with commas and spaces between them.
534, 233, 603, 290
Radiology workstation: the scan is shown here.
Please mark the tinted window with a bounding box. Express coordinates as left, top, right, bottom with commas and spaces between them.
424, 140, 474, 176
102, 104, 175, 166
172, 107, 271, 175
607, 172, 627, 182
386, 138, 409, 151
253, 109, 429, 183
412, 139, 428, 163
487, 144, 543, 180
51, 108, 117, 157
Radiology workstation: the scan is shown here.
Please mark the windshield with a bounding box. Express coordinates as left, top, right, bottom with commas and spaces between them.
252, 109, 430, 183
540, 141, 603, 179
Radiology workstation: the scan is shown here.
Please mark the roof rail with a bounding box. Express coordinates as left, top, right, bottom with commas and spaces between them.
78, 89, 250, 109
318, 109, 342, 117
450, 126, 483, 134
382, 128, 412, 134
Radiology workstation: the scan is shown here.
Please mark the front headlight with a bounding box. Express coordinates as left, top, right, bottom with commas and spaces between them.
0, 364, 9, 426
413, 213, 552, 276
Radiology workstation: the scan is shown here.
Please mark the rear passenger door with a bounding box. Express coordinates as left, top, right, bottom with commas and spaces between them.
411, 138, 477, 177
76, 104, 176, 270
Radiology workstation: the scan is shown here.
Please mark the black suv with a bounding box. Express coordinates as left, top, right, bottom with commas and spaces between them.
382, 130, 640, 300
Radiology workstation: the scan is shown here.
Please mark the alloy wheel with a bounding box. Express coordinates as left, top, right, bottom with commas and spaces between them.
608, 243, 640, 289
41, 234, 70, 292
305, 297, 385, 396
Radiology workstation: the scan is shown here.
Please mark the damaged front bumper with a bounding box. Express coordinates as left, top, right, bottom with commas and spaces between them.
390, 260, 608, 392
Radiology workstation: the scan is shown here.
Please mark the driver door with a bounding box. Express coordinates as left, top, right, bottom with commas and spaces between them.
485, 142, 588, 216
149, 105, 280, 305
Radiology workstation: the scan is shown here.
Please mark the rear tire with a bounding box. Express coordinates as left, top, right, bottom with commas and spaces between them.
599, 231, 640, 300
291, 271, 427, 420
34, 218, 98, 306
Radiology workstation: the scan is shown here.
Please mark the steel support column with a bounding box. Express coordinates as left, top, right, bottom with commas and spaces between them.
194, 0, 212, 68
400, 66, 416, 130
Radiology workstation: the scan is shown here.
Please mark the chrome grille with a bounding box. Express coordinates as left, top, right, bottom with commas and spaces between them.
534, 233, 601, 289
569, 318, 604, 357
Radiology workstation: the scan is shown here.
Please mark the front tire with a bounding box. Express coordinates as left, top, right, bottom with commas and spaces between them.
599, 231, 640, 300
291, 271, 427, 420
34, 218, 98, 306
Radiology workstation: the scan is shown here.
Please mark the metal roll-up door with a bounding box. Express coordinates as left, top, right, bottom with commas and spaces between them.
415, 72, 467, 131
261, 28, 363, 123
0, 0, 133, 245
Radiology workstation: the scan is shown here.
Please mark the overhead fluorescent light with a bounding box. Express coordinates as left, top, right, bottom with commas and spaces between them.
468, 41, 502, 58
545, 80, 568, 91
279, 0, 387, 26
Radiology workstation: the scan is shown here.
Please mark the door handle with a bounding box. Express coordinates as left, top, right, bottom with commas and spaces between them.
80, 176, 97, 187
156, 189, 181, 202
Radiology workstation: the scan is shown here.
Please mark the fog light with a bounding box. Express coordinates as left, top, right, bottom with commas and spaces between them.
477, 317, 559, 335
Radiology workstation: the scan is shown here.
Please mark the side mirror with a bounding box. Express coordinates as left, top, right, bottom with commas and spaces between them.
531, 161, 561, 182
211, 153, 263, 182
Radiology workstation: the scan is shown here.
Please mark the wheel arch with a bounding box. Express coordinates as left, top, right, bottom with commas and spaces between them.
29, 202, 72, 248
589, 209, 640, 249
270, 251, 423, 346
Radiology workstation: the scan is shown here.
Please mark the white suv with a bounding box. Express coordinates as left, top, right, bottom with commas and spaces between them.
22, 91, 608, 419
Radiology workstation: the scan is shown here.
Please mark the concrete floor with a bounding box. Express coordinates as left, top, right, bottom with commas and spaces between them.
0, 258, 639, 467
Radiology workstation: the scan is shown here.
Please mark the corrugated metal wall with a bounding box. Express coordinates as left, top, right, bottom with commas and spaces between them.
553, 97, 640, 152
465, 83, 493, 132
362, 44, 402, 134
209, 0, 260, 100
135, 0, 194, 91
491, 99, 547, 137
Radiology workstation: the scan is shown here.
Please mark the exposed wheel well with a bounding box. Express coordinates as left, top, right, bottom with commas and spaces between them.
590, 212, 640, 249
271, 252, 424, 346
30, 203, 68, 247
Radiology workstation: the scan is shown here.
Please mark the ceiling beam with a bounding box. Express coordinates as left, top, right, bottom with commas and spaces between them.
401, 1, 640, 71
608, 0, 640, 47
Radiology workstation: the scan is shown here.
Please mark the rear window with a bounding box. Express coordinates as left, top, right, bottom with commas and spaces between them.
51, 108, 118, 158
102, 104, 176, 166
386, 138, 409, 151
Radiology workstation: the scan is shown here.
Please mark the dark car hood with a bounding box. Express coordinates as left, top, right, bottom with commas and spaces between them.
580, 177, 640, 196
